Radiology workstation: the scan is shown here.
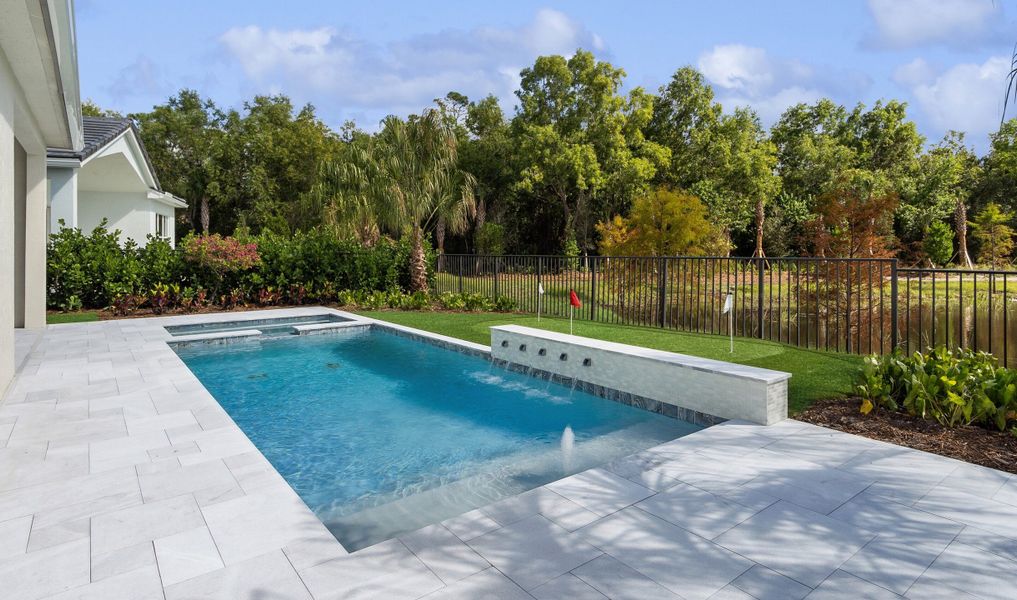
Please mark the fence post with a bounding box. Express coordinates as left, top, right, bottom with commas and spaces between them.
890, 259, 899, 350
493, 256, 499, 299
756, 257, 765, 339
658, 258, 668, 329
590, 258, 597, 321
457, 257, 463, 294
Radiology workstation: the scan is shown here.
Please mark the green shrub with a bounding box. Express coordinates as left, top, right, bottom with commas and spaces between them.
493, 295, 518, 312
47, 221, 143, 309
858, 347, 1017, 432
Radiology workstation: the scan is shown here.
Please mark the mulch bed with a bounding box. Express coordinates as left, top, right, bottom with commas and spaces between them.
798, 398, 1017, 475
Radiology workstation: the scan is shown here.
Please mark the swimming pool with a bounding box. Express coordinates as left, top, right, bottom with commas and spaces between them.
165, 313, 350, 337
173, 326, 701, 550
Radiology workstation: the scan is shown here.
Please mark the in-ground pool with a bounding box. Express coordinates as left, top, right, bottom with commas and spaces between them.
173, 327, 702, 550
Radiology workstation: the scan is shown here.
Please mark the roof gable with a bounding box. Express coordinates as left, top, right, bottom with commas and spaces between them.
47, 116, 163, 191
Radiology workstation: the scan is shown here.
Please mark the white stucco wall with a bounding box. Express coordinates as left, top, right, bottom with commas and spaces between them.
77, 191, 177, 247
48, 164, 77, 233
0, 49, 51, 392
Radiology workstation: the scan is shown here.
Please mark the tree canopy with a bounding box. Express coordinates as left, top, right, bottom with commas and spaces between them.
83, 52, 1017, 268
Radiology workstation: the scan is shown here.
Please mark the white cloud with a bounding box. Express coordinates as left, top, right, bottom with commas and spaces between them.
892, 58, 937, 87
107, 55, 169, 101
906, 55, 1009, 136
218, 9, 602, 123
697, 44, 868, 123
866, 0, 1001, 49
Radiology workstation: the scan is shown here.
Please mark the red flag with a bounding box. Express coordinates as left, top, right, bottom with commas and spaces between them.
569, 290, 582, 308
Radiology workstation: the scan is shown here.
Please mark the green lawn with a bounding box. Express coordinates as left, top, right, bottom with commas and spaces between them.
46, 311, 100, 324
358, 310, 861, 414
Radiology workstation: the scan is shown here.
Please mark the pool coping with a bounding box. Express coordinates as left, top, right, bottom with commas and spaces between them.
4, 308, 1016, 599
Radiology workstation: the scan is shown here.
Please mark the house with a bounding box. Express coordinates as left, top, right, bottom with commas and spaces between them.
1, 0, 82, 392
48, 116, 187, 247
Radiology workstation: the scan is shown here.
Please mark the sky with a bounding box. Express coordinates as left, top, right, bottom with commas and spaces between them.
76, 0, 1017, 152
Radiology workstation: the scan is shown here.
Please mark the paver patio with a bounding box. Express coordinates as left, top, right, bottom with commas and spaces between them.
1, 308, 1016, 599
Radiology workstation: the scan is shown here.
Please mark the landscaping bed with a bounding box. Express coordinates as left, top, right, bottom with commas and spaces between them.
798, 397, 1017, 475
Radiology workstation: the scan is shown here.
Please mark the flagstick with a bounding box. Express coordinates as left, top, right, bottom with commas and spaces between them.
570, 305, 573, 335
730, 303, 734, 353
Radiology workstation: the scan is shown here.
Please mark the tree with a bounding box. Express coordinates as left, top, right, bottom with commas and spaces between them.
645, 67, 720, 189
595, 188, 717, 256
132, 91, 225, 235
771, 99, 853, 202
810, 177, 898, 258
923, 221, 954, 267
899, 132, 980, 266
511, 50, 668, 253
972, 203, 1015, 268
323, 110, 476, 291
81, 99, 124, 119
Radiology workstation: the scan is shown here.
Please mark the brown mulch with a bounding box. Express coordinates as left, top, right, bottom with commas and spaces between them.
798, 398, 1017, 475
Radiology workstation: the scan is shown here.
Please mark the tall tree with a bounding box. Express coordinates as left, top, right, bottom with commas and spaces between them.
511, 50, 668, 253
972, 203, 1015, 268
323, 110, 476, 291
646, 67, 722, 189
132, 90, 225, 235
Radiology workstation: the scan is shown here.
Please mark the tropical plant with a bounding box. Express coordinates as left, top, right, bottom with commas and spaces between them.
321, 110, 476, 292
858, 347, 1017, 432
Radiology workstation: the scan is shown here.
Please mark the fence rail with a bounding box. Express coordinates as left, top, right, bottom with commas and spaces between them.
435, 254, 1017, 367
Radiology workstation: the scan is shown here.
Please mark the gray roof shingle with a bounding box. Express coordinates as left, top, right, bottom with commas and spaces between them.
47, 116, 162, 191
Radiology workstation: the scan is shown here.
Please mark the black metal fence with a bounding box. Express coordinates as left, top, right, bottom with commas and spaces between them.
436, 254, 1017, 367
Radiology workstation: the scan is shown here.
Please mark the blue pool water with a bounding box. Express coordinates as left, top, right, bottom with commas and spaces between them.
174, 327, 701, 550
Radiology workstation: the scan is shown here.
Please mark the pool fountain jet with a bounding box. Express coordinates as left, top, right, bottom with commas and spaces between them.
561, 425, 575, 472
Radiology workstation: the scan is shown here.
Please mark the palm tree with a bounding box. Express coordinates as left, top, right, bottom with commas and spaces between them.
324, 110, 476, 291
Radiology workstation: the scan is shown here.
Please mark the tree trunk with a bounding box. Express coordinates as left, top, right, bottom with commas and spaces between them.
409, 225, 429, 293
956, 199, 973, 268
435, 216, 446, 273
200, 196, 210, 235
753, 198, 765, 258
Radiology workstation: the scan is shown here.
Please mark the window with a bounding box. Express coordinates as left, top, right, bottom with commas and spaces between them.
156, 214, 169, 238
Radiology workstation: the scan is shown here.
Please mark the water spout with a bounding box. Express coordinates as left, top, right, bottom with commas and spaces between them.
561, 425, 575, 472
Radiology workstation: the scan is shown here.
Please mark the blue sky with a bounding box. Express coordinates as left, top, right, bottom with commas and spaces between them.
76, 0, 1017, 152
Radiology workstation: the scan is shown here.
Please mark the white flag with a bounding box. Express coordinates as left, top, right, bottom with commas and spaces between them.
538, 282, 545, 295
722, 293, 733, 314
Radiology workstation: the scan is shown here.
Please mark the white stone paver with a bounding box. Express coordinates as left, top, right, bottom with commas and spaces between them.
2, 310, 1017, 599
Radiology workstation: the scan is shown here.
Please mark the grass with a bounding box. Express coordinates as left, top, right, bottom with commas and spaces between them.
358, 310, 862, 414
46, 311, 100, 324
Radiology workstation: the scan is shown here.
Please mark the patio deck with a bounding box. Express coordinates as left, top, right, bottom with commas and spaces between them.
1, 309, 1016, 599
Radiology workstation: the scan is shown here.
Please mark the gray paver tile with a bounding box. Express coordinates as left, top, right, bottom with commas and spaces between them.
467, 514, 602, 591
26, 516, 89, 552
904, 577, 981, 599
43, 565, 164, 600
442, 508, 502, 541
953, 526, 1017, 563
635, 481, 766, 540
937, 463, 1011, 498
90, 541, 157, 582
91, 493, 205, 555
165, 550, 312, 600
576, 507, 752, 600
545, 468, 654, 517
730, 564, 812, 600
200, 483, 329, 565
708, 586, 758, 600
400, 523, 490, 584
992, 475, 1017, 507
572, 554, 681, 600
0, 514, 32, 559
714, 501, 874, 588
0, 538, 90, 600
915, 485, 1017, 540
138, 458, 237, 503
531, 574, 607, 600
423, 567, 534, 600
804, 570, 903, 599
481, 487, 600, 531
917, 541, 1017, 600
154, 525, 225, 586
282, 532, 349, 571
298, 538, 443, 600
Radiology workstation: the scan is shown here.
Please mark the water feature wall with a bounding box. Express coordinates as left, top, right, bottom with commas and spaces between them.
490, 325, 790, 425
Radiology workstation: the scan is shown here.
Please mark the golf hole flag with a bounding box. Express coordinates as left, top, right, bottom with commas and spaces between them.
723, 291, 734, 353
537, 282, 544, 321
568, 290, 581, 334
